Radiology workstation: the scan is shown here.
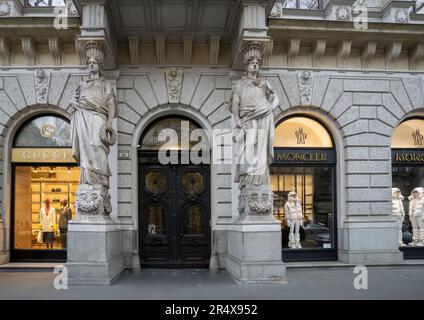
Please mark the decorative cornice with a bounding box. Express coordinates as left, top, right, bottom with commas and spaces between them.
336, 40, 352, 68
155, 35, 166, 65
48, 37, 61, 66
361, 41, 377, 69
21, 37, 36, 66
312, 39, 326, 67
183, 35, 193, 65
209, 36, 221, 65
128, 36, 139, 65
409, 43, 424, 70
385, 41, 402, 69
287, 38, 300, 67
0, 37, 10, 67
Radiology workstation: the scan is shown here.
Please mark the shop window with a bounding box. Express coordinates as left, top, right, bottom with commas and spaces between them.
272, 116, 336, 261
392, 118, 424, 257
13, 166, 79, 250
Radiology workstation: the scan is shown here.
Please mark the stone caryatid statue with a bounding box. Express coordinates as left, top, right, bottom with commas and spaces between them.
69, 41, 118, 217
284, 191, 304, 248
408, 187, 424, 246
230, 41, 280, 217
392, 188, 405, 246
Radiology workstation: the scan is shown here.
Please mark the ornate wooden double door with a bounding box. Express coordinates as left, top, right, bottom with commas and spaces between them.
139, 158, 211, 268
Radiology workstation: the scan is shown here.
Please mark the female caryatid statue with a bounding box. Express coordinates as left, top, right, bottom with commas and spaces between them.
392, 188, 405, 246
230, 41, 280, 189
69, 54, 118, 190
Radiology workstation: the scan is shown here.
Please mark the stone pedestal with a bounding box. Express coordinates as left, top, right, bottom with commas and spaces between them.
226, 185, 287, 284
65, 184, 124, 285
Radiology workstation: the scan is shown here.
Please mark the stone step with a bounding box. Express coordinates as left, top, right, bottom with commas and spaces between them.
0, 263, 58, 272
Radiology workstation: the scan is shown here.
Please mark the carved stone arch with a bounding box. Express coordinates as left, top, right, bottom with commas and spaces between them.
1, 105, 71, 260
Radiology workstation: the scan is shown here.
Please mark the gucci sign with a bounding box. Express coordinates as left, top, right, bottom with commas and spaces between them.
12, 148, 76, 163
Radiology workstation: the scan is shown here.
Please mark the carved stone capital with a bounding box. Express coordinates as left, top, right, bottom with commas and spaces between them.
34, 69, 51, 104
75, 184, 112, 216
166, 68, 183, 104
299, 70, 313, 106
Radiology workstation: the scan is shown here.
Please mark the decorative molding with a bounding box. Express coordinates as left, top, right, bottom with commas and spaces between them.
336, 40, 352, 68
361, 41, 377, 69
0, 1, 11, 16
262, 38, 274, 66
409, 43, 424, 70
34, 69, 51, 104
48, 38, 61, 66
128, 36, 140, 65
336, 6, 351, 21
0, 37, 10, 66
166, 68, 183, 104
209, 36, 221, 65
385, 42, 402, 69
298, 71, 313, 106
21, 37, 36, 66
66, 0, 79, 16
312, 39, 326, 67
75, 37, 85, 65
155, 35, 166, 65
270, 2, 282, 18
183, 35, 193, 65
287, 39, 300, 67
394, 9, 409, 23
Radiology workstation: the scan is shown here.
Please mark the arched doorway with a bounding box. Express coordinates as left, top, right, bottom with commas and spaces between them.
138, 116, 211, 268
11, 114, 79, 262
271, 116, 337, 261
391, 117, 424, 259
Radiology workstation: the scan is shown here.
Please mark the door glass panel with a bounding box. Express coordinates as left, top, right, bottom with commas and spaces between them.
182, 171, 204, 194
145, 171, 167, 193
146, 205, 165, 235
14, 166, 79, 250
271, 166, 334, 249
184, 205, 203, 235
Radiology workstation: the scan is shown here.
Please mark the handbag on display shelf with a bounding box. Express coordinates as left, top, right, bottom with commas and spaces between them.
37, 230, 43, 244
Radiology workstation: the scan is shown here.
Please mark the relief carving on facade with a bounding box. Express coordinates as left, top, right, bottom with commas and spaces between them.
166, 68, 183, 104
336, 6, 351, 21
34, 69, 51, 104
0, 1, 11, 17
299, 70, 313, 106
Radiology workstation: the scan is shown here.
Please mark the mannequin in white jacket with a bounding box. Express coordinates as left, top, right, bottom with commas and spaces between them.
39, 198, 56, 249
408, 187, 424, 246
392, 188, 405, 246
284, 191, 304, 249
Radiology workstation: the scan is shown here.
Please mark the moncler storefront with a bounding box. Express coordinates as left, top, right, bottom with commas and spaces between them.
0, 0, 424, 285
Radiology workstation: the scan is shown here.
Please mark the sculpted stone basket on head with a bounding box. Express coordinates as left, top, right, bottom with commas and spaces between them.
69, 41, 119, 218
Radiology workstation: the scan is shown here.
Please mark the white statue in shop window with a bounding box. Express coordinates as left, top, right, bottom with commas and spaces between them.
284, 191, 304, 249
408, 187, 424, 246
392, 188, 405, 246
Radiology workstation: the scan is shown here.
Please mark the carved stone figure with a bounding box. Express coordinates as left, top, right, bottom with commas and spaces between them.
284, 191, 304, 248
35, 69, 50, 104
408, 187, 424, 246
69, 42, 118, 216
230, 41, 279, 218
299, 71, 313, 106
166, 68, 183, 104
392, 187, 405, 246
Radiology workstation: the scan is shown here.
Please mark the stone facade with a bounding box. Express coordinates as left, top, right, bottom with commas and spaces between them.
0, 0, 424, 281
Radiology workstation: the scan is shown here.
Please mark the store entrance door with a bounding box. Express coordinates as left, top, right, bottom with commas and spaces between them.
138, 157, 211, 268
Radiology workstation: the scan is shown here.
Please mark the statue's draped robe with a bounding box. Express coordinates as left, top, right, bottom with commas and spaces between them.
70, 78, 118, 188
231, 77, 275, 188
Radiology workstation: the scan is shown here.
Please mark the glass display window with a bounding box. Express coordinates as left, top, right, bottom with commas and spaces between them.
272, 116, 337, 261
13, 166, 79, 251
392, 118, 424, 257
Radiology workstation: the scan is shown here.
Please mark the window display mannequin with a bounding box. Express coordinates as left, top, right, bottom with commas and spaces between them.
39, 198, 56, 249
59, 199, 72, 249
408, 187, 424, 246
284, 191, 304, 249
392, 188, 405, 246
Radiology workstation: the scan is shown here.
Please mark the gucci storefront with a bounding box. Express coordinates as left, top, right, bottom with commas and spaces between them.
10, 115, 78, 261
